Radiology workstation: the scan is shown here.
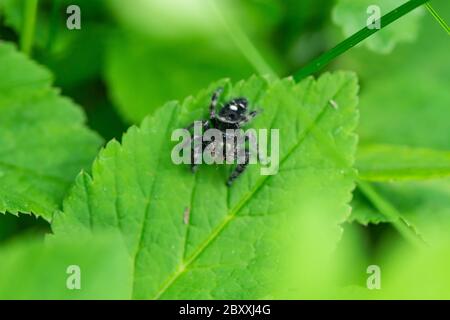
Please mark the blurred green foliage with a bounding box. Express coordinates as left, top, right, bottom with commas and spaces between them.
0, 0, 449, 299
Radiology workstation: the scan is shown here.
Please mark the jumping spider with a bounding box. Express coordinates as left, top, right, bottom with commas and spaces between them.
185, 87, 262, 186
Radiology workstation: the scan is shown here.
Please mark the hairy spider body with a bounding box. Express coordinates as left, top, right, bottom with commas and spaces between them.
185, 87, 262, 186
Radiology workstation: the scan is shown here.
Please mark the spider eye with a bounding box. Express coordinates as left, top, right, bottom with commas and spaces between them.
230, 105, 238, 111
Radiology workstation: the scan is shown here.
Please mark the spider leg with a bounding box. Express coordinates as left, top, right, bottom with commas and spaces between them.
185, 119, 210, 131
188, 135, 203, 173
237, 108, 262, 126
185, 122, 195, 131
187, 120, 211, 173
244, 132, 263, 164
227, 150, 250, 186
182, 120, 209, 148
210, 87, 224, 119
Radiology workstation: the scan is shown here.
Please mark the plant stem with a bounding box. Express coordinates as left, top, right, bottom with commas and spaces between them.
294, 0, 429, 81
20, 0, 39, 56
208, 1, 277, 78
357, 180, 426, 247
46, 0, 62, 52
426, 3, 450, 35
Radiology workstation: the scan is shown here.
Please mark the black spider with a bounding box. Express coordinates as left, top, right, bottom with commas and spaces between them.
185, 87, 262, 186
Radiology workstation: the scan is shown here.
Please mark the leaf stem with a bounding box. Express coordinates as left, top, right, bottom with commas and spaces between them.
20, 0, 39, 56
357, 180, 426, 247
294, 0, 429, 80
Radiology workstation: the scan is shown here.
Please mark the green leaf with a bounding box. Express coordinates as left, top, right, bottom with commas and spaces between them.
357, 144, 450, 181
382, 180, 450, 244
350, 179, 450, 245
332, 0, 424, 54
0, 213, 49, 242
356, 180, 424, 246
337, 2, 450, 244
348, 191, 388, 226
52, 72, 359, 299
0, 0, 110, 88
0, 42, 103, 219
0, 234, 132, 299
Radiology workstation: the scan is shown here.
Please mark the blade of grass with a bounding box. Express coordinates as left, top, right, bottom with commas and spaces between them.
20, 0, 39, 56
426, 3, 450, 35
294, 0, 429, 80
